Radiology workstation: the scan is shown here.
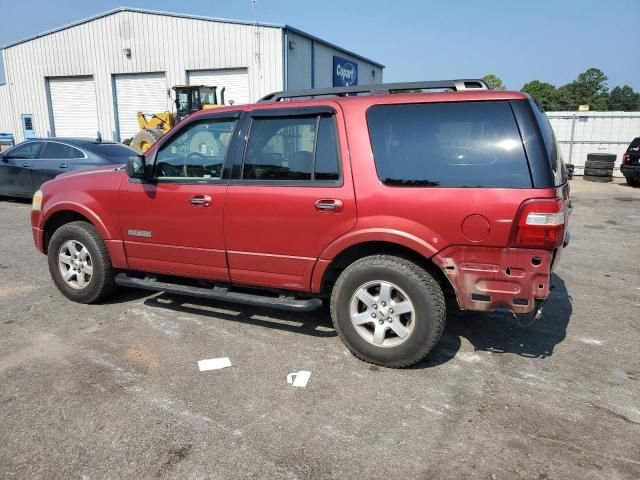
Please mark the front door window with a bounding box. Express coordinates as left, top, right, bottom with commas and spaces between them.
154, 118, 237, 180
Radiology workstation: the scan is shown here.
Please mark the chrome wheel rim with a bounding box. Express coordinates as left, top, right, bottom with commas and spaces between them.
58, 240, 93, 290
349, 280, 415, 348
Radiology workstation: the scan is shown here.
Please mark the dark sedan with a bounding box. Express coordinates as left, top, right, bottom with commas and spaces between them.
0, 138, 137, 198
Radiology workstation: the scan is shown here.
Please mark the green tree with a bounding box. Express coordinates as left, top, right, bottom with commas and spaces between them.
483, 74, 506, 90
608, 85, 640, 111
521, 80, 558, 110
555, 68, 609, 111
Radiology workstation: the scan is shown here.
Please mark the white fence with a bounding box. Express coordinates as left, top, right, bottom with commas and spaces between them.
547, 111, 640, 176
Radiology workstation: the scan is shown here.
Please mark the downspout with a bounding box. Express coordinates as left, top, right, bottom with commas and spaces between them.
310, 39, 315, 89
283, 28, 288, 91
568, 113, 577, 167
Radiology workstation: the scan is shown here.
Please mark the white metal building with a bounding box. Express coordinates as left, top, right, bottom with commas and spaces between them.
547, 111, 640, 176
0, 7, 384, 142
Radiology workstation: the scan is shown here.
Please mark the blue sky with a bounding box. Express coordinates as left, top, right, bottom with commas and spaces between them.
1, 0, 638, 90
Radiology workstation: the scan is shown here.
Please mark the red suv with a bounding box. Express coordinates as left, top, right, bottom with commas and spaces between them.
31, 79, 570, 367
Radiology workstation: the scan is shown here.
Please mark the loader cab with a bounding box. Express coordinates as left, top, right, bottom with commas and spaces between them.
173, 85, 226, 122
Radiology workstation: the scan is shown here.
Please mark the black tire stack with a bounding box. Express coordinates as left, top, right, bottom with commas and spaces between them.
583, 153, 616, 183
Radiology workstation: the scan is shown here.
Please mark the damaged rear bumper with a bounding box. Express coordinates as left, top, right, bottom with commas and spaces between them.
433, 246, 553, 314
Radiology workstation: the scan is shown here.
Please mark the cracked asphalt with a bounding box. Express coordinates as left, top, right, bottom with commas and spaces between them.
1, 178, 639, 479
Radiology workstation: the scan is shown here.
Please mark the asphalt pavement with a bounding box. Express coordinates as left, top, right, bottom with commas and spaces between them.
0, 178, 638, 479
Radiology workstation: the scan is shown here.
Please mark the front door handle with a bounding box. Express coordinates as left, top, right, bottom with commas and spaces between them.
22, 162, 31, 168
314, 199, 344, 213
189, 194, 212, 207
59, 163, 69, 169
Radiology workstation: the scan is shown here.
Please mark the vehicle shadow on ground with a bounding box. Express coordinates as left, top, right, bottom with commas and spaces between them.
142, 292, 337, 338
418, 273, 572, 369
110, 273, 571, 365
0, 197, 31, 204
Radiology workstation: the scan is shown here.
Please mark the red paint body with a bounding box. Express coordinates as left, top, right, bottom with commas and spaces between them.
31, 90, 570, 313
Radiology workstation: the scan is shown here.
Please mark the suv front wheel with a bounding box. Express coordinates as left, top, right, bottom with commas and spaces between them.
47, 221, 117, 304
330, 255, 446, 368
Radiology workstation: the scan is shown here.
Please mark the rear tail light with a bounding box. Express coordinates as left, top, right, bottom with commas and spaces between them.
509, 198, 565, 250
622, 153, 630, 165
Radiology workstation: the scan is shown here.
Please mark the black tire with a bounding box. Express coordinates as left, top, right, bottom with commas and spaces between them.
586, 153, 616, 163
583, 167, 613, 177
330, 255, 446, 368
130, 128, 164, 153
626, 177, 640, 187
47, 221, 117, 304
585, 160, 615, 169
583, 175, 612, 183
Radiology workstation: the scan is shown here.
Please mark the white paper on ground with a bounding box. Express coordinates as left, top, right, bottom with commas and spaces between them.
287, 370, 311, 387
198, 357, 232, 371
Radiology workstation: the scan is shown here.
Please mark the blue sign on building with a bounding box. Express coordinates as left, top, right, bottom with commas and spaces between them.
333, 56, 358, 87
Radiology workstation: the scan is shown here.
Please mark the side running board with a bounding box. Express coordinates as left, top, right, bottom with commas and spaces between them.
115, 273, 323, 312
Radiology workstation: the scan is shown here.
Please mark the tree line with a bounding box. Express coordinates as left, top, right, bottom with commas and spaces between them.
482, 69, 640, 111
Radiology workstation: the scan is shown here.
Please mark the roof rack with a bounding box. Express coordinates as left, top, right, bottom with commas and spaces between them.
259, 79, 490, 102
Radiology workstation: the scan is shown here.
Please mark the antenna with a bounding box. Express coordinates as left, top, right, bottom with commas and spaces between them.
251, 0, 261, 65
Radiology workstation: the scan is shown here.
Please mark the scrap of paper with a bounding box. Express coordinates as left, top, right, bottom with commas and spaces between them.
287, 370, 311, 387
198, 357, 232, 371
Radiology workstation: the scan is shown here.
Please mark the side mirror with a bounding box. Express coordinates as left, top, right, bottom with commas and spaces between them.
126, 155, 146, 179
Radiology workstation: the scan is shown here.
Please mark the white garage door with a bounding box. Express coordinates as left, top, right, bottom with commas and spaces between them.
49, 77, 99, 138
115, 73, 168, 140
188, 69, 250, 106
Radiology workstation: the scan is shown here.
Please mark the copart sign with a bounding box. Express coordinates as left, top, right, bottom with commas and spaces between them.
333, 56, 358, 87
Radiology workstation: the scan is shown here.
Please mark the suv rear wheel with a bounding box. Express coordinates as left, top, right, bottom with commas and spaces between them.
330, 255, 445, 368
47, 221, 117, 304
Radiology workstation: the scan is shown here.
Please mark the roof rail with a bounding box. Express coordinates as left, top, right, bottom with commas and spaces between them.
259, 79, 490, 102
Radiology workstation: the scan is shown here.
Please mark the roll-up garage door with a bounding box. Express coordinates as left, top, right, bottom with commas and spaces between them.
114, 73, 168, 141
188, 69, 250, 106
48, 77, 99, 137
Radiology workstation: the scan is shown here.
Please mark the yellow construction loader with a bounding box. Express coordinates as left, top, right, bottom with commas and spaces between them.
127, 85, 225, 152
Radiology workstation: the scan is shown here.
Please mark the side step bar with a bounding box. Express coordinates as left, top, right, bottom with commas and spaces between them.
115, 273, 323, 312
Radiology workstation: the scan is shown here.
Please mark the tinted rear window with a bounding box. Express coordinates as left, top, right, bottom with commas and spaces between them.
628, 137, 640, 151
92, 144, 138, 160
367, 101, 532, 188
529, 100, 566, 186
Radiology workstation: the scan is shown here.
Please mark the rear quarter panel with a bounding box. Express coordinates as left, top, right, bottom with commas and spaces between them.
334, 98, 558, 253
320, 96, 561, 312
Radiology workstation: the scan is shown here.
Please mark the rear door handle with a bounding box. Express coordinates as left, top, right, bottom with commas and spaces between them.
189, 194, 212, 207
314, 199, 343, 213
59, 163, 69, 169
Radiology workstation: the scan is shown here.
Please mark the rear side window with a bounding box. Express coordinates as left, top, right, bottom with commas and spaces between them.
40, 142, 84, 159
529, 100, 566, 186
367, 101, 531, 188
242, 115, 340, 182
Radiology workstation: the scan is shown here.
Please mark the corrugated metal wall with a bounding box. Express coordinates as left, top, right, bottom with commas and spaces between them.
0, 83, 12, 133
286, 31, 383, 90
286, 32, 313, 91
548, 112, 640, 176
2, 10, 284, 142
